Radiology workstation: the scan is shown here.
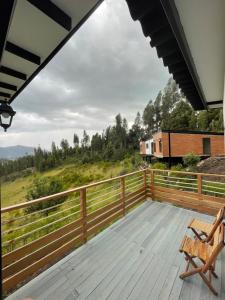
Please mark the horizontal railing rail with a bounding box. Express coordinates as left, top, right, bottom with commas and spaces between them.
1, 167, 225, 295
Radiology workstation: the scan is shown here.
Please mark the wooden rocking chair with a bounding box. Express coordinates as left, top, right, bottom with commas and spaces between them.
187, 206, 225, 243
179, 223, 225, 296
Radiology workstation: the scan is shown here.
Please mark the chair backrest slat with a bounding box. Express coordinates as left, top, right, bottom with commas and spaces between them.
207, 206, 225, 242
203, 223, 225, 273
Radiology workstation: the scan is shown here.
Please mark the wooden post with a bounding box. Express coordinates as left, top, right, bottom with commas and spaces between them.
80, 188, 87, 243
197, 174, 202, 199
120, 177, 126, 216
143, 170, 147, 199
151, 170, 155, 200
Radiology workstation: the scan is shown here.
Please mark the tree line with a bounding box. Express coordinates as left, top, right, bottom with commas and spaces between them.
142, 78, 223, 136
1, 78, 223, 177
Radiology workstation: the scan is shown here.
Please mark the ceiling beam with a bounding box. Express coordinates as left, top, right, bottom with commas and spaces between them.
0, 91, 11, 98
0, 0, 16, 64
5, 41, 41, 65
150, 26, 174, 48
156, 39, 178, 58
9, 0, 104, 104
207, 100, 223, 106
0, 66, 27, 80
27, 0, 72, 31
168, 62, 187, 74
163, 52, 183, 66
125, 0, 157, 21
0, 81, 17, 91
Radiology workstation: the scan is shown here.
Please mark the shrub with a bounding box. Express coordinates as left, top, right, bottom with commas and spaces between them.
183, 153, 200, 170
81, 153, 91, 164
131, 153, 143, 168
170, 163, 184, 177
171, 164, 184, 172
151, 162, 167, 170
26, 177, 67, 213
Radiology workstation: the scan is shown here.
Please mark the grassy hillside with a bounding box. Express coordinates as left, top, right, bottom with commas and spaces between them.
1, 158, 137, 208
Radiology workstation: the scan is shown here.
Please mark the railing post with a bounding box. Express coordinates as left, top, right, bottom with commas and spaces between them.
80, 188, 87, 243
151, 170, 155, 200
120, 177, 126, 216
197, 174, 202, 199
143, 170, 147, 199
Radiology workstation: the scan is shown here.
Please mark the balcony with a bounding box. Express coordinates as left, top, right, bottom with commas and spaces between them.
2, 169, 225, 299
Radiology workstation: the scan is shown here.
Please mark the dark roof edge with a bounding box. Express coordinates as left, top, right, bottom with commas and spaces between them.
159, 129, 224, 136
159, 0, 207, 110
0, 0, 16, 64
9, 0, 104, 104
207, 100, 223, 106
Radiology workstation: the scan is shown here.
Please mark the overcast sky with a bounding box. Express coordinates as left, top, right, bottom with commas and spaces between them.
0, 0, 169, 149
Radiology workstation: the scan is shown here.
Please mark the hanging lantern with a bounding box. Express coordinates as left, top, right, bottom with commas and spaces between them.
0, 101, 16, 132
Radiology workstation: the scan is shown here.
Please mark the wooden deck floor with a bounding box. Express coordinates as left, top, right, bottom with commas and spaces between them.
6, 201, 225, 300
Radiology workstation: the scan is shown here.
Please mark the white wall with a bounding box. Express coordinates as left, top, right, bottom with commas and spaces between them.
145, 139, 153, 155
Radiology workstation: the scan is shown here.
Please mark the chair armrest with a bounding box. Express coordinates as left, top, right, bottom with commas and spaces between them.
179, 235, 188, 253
187, 219, 195, 229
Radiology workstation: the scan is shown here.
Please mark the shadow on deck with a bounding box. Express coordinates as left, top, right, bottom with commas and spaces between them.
6, 201, 225, 300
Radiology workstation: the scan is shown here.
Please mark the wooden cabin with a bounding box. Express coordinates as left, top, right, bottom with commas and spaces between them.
140, 130, 224, 159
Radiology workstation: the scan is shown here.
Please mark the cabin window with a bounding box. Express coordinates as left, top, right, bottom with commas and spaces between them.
151, 142, 154, 153
203, 138, 211, 155
159, 139, 162, 152
146, 143, 149, 149
153, 142, 156, 152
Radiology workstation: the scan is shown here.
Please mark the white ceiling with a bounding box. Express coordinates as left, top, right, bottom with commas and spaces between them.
175, 0, 225, 107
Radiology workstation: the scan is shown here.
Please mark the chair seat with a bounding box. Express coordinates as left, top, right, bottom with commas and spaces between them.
179, 235, 211, 262
188, 219, 213, 235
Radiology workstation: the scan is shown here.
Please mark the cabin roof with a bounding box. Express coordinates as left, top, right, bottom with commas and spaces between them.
157, 130, 224, 136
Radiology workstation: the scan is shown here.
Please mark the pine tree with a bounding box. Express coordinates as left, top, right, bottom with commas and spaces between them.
73, 134, 79, 148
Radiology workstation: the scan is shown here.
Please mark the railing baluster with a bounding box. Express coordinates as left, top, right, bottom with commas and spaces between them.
120, 177, 125, 216
80, 188, 87, 243
151, 170, 155, 200
143, 170, 147, 199
197, 174, 202, 199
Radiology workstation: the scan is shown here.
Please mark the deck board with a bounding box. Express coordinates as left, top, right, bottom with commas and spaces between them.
6, 201, 225, 300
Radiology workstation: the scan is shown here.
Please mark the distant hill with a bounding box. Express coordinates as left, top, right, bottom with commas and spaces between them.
0, 145, 34, 160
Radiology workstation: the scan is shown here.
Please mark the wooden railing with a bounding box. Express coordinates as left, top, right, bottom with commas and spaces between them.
1, 169, 148, 293
1, 168, 225, 294
151, 169, 225, 216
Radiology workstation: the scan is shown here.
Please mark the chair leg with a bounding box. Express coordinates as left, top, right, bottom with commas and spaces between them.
185, 260, 190, 272
211, 269, 218, 279
180, 254, 201, 279
199, 272, 218, 296
180, 268, 200, 279
180, 253, 218, 296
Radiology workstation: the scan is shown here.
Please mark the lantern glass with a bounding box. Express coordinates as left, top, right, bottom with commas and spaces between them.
0, 102, 16, 131
2, 112, 10, 118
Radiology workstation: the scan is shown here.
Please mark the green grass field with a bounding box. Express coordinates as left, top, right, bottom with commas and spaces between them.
1, 159, 134, 208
